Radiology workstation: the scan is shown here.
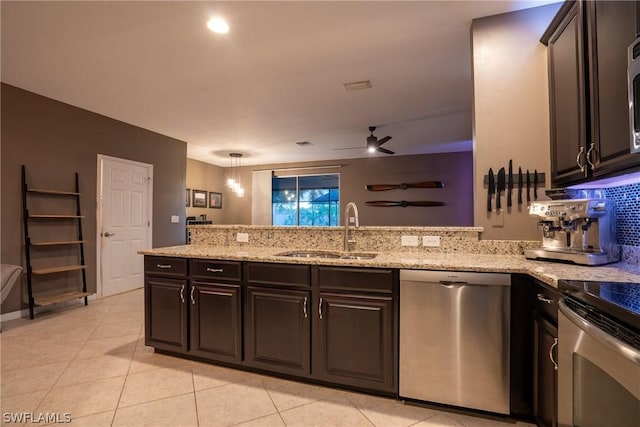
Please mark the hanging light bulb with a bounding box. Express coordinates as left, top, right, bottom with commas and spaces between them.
227, 152, 244, 197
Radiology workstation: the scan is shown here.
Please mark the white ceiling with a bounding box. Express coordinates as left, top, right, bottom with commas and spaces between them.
1, 1, 557, 166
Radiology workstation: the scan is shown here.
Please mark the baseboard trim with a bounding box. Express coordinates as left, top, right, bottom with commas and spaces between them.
1, 294, 98, 323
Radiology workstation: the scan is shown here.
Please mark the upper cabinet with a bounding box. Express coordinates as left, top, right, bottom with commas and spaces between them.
542, 1, 640, 187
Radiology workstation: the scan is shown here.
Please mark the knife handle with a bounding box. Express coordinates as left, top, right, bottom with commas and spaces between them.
487, 192, 492, 212
518, 189, 523, 205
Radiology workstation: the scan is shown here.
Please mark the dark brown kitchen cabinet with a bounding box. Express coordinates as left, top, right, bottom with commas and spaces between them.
542, 1, 639, 187
313, 266, 397, 394
244, 262, 311, 376
145, 276, 188, 353
533, 282, 560, 427
545, 1, 587, 186
189, 259, 242, 363
534, 315, 558, 427
190, 282, 242, 363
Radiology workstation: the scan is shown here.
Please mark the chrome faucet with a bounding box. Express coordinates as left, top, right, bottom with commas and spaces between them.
344, 202, 360, 252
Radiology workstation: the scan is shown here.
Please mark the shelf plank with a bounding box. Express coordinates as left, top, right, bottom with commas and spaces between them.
29, 214, 85, 219
31, 240, 87, 246
28, 189, 80, 196
32, 265, 86, 275
34, 291, 92, 306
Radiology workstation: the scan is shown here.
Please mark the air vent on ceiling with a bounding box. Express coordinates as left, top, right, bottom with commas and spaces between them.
343, 80, 372, 91
295, 141, 313, 147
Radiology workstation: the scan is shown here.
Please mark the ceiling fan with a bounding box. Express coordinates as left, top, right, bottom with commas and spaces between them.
334, 126, 395, 155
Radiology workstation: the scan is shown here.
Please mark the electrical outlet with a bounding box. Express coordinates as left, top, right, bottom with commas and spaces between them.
401, 235, 419, 246
170, 215, 179, 224
236, 232, 249, 243
422, 236, 441, 247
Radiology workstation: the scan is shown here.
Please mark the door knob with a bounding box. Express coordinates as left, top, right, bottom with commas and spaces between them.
103, 232, 115, 237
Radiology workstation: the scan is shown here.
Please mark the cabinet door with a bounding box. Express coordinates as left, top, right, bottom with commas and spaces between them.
190, 281, 241, 363
145, 277, 188, 353
548, 2, 589, 186
314, 292, 395, 393
534, 315, 558, 427
244, 287, 310, 376
588, 0, 640, 177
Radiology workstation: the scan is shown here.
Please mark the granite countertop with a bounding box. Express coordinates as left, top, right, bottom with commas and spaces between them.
140, 245, 640, 288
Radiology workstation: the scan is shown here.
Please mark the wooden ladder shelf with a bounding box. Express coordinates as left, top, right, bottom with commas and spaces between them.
21, 165, 92, 319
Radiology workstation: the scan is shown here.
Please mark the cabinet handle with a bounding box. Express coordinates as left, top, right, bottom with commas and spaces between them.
303, 296, 308, 318
190, 286, 196, 305
586, 142, 598, 169
319, 297, 323, 320
156, 264, 172, 269
576, 146, 586, 172
537, 293, 553, 304
179, 284, 185, 303
549, 337, 558, 371
206, 268, 224, 273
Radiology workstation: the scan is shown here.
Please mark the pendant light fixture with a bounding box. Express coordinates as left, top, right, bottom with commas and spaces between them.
226, 152, 245, 197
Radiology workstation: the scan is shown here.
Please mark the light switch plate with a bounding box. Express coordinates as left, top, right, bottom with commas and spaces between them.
422, 236, 441, 247
170, 215, 180, 224
237, 232, 249, 243
401, 235, 419, 246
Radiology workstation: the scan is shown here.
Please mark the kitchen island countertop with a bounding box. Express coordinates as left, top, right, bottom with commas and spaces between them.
140, 245, 640, 288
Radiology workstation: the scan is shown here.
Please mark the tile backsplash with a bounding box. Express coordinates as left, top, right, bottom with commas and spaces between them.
604, 182, 640, 247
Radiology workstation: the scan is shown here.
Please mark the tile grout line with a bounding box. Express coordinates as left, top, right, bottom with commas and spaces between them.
191, 362, 200, 427
343, 393, 376, 427
108, 321, 140, 426
260, 378, 288, 426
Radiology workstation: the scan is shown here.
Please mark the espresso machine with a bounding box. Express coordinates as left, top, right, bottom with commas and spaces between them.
524, 199, 619, 265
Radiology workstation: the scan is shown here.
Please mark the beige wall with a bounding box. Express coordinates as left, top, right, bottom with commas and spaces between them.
186, 158, 228, 224
472, 4, 560, 240
1, 84, 187, 314
200, 152, 474, 227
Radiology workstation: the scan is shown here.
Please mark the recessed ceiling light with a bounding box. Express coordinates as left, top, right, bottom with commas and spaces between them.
207, 17, 229, 34
343, 80, 372, 91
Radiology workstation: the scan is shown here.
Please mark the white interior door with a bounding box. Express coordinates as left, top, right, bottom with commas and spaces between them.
99, 156, 152, 297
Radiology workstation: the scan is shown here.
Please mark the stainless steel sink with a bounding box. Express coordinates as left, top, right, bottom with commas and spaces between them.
274, 250, 377, 260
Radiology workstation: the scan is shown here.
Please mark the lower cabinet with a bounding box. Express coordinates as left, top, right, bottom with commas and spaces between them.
314, 292, 394, 392
190, 281, 242, 363
145, 276, 188, 353
534, 315, 559, 427
244, 286, 311, 376
144, 257, 398, 395
533, 282, 560, 427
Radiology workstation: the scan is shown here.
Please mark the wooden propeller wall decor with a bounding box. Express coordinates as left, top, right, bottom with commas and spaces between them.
365, 200, 446, 207
365, 181, 444, 191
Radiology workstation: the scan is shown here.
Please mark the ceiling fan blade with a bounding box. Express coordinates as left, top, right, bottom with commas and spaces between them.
375, 136, 392, 146
376, 147, 395, 155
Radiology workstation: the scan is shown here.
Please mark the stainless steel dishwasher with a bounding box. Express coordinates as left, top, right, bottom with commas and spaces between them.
399, 270, 511, 414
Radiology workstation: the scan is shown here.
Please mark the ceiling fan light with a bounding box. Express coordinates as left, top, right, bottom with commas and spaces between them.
368, 146, 376, 153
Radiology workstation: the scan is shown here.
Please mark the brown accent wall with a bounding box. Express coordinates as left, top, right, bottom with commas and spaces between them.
1, 84, 187, 314
186, 158, 227, 225
199, 152, 473, 226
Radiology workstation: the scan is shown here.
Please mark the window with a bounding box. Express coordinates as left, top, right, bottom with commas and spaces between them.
272, 174, 339, 226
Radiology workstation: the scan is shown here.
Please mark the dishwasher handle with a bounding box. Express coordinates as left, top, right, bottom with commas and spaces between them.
439, 280, 468, 287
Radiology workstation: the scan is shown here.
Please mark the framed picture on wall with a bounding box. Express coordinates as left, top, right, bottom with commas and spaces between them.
192, 189, 207, 208
209, 192, 222, 209
186, 188, 191, 207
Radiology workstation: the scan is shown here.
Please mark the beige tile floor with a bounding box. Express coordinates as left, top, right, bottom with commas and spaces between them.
0, 289, 536, 427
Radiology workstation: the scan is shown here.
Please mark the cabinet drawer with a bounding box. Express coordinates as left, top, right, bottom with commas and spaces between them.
246, 262, 310, 288
317, 266, 394, 293
190, 259, 241, 282
534, 281, 559, 325
144, 256, 187, 277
